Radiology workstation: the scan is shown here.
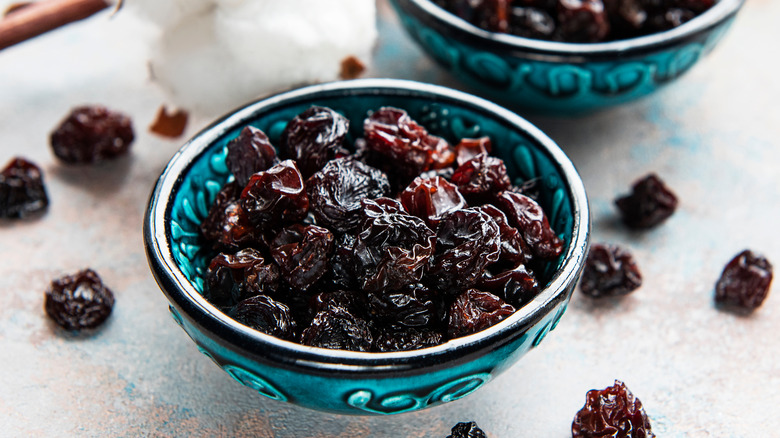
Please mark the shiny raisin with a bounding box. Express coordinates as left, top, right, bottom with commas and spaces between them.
50, 105, 134, 164
497, 191, 563, 260
270, 224, 335, 291
200, 181, 264, 251
44, 269, 114, 331
450, 153, 511, 204
572, 380, 655, 438
447, 421, 488, 438
715, 250, 773, 311
367, 283, 445, 329
0, 157, 49, 219
579, 243, 642, 298
306, 157, 390, 233
400, 176, 466, 228
479, 263, 539, 307
374, 326, 444, 352
615, 173, 678, 229
477, 204, 530, 268
300, 306, 373, 351
281, 106, 350, 178
205, 249, 280, 307
454, 137, 492, 167
557, 0, 610, 43
311, 289, 368, 316
226, 126, 278, 187
230, 294, 296, 340
353, 197, 436, 293
509, 6, 556, 39
240, 159, 309, 229
428, 208, 501, 293
448, 289, 515, 338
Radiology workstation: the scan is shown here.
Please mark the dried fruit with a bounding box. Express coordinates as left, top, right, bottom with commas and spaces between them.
448, 289, 515, 337
50, 105, 134, 164
454, 137, 492, 166
374, 326, 444, 352
149, 105, 188, 138
400, 176, 466, 227
0, 157, 49, 218
230, 294, 296, 340
281, 106, 350, 178
367, 283, 444, 329
270, 224, 335, 291
479, 263, 539, 306
572, 380, 655, 438
206, 249, 280, 307
300, 306, 373, 351
557, 0, 610, 43
339, 55, 366, 79
200, 181, 264, 251
240, 159, 309, 229
447, 421, 488, 438
497, 191, 563, 260
715, 250, 773, 311
579, 243, 642, 298
226, 126, 278, 187
614, 173, 678, 229
44, 269, 114, 331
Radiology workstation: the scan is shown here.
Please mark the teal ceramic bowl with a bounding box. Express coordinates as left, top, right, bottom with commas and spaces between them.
143, 79, 590, 415
389, 0, 745, 114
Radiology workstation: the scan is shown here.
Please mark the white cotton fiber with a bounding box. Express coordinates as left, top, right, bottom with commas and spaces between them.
125, 0, 216, 29
142, 0, 377, 115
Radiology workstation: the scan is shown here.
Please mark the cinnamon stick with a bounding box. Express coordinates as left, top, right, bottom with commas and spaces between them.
0, 0, 110, 51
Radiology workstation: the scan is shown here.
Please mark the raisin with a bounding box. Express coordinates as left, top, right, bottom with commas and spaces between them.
614, 173, 678, 229
479, 263, 539, 307
50, 105, 134, 164
367, 283, 445, 329
400, 176, 466, 228
200, 181, 264, 251
230, 295, 296, 340
476, 204, 530, 268
557, 0, 610, 43
374, 326, 444, 352
281, 106, 350, 178
579, 243, 642, 298
44, 269, 114, 331
447, 421, 488, 438
451, 153, 511, 204
307, 157, 390, 233
149, 105, 188, 138
270, 224, 335, 291
205, 249, 280, 308
311, 289, 368, 316
428, 208, 501, 293
572, 380, 655, 438
509, 6, 556, 39
353, 197, 436, 293
497, 191, 563, 260
363, 106, 453, 180
240, 160, 309, 229
300, 306, 373, 351
715, 250, 773, 311
0, 157, 49, 219
454, 137, 492, 167
448, 289, 515, 338
326, 232, 360, 289
226, 126, 278, 187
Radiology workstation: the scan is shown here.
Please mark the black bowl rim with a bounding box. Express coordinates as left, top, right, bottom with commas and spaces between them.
397, 0, 745, 61
144, 78, 590, 373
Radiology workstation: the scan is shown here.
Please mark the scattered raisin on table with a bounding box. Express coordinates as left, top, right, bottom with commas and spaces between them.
447, 421, 488, 438
579, 243, 642, 298
50, 105, 134, 164
615, 173, 678, 229
198, 105, 564, 351
572, 380, 655, 438
715, 250, 773, 311
0, 157, 49, 219
44, 269, 115, 331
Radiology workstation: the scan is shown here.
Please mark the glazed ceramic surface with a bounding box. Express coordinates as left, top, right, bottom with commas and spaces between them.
144, 79, 590, 415
389, 0, 744, 114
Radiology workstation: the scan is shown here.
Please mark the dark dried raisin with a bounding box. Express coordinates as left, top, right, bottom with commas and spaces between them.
230, 294, 296, 340
226, 126, 278, 187
572, 380, 655, 438
0, 157, 49, 218
281, 106, 350, 178
205, 249, 280, 307
270, 224, 334, 291
374, 326, 444, 352
715, 250, 773, 311
454, 137, 492, 167
301, 306, 373, 351
367, 283, 445, 329
447, 421, 488, 438
44, 269, 114, 331
615, 173, 678, 229
400, 176, 466, 227
240, 159, 309, 229
557, 0, 610, 43
450, 153, 511, 204
479, 263, 539, 306
200, 181, 264, 251
50, 105, 134, 164
579, 243, 642, 298
448, 289, 515, 338
497, 191, 563, 260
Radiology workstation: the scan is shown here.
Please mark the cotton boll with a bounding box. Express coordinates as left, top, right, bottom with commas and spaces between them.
148, 11, 260, 114
213, 0, 377, 95
126, 0, 216, 29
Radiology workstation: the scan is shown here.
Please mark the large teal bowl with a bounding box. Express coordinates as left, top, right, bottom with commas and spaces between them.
143, 79, 590, 415
389, 0, 744, 114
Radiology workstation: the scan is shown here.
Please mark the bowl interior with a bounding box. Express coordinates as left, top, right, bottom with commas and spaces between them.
168, 89, 577, 305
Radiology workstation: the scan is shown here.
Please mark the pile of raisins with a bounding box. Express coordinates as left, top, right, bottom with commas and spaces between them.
199, 105, 564, 352
432, 0, 715, 43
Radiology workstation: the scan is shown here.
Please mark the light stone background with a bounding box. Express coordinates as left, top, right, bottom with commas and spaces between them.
1, 1, 778, 436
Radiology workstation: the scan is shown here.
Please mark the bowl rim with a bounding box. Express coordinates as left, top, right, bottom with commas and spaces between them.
398, 0, 745, 60
144, 78, 590, 373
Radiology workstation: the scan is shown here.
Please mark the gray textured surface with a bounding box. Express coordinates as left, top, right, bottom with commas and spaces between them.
1, 1, 778, 436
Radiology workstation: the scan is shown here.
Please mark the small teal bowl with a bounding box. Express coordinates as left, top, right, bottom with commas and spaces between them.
143, 79, 590, 415
388, 0, 745, 114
